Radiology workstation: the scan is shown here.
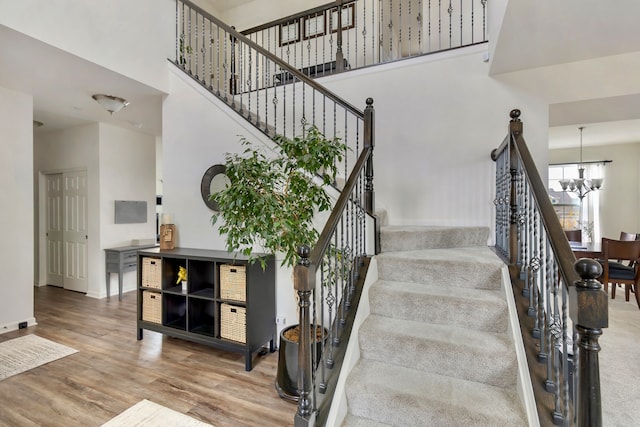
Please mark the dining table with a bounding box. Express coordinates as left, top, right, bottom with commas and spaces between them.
569, 241, 602, 259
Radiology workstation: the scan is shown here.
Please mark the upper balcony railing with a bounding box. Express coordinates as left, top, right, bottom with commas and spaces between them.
240, 0, 488, 82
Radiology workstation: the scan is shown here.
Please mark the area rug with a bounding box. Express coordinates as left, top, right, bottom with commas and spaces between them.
0, 334, 77, 381
101, 399, 213, 427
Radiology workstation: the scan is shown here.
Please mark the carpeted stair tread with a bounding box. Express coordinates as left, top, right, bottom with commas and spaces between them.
358, 315, 517, 388
377, 246, 503, 289
369, 279, 508, 332
380, 225, 489, 252
346, 359, 526, 426
341, 414, 392, 427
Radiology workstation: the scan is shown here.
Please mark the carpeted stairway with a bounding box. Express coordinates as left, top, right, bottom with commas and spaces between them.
342, 226, 527, 426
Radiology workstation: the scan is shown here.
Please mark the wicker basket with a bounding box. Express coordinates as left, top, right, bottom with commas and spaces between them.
220, 303, 246, 343
142, 291, 162, 324
142, 257, 162, 289
220, 264, 246, 302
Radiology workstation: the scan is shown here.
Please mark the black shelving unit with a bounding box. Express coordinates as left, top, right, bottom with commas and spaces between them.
136, 247, 276, 371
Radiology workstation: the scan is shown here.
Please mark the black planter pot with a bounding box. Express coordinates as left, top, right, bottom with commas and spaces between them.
275, 324, 326, 402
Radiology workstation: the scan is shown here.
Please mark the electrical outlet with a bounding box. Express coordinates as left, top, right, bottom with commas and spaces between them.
18, 321, 28, 329
276, 317, 286, 325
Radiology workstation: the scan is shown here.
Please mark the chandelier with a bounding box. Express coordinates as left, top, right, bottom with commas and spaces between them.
558, 126, 603, 201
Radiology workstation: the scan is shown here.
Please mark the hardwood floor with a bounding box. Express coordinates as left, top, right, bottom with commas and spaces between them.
0, 286, 295, 427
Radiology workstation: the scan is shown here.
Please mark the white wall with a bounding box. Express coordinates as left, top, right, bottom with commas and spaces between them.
0, 0, 175, 92
34, 123, 156, 299
320, 45, 548, 228
163, 67, 299, 335
0, 86, 36, 332
550, 142, 640, 241
99, 124, 157, 298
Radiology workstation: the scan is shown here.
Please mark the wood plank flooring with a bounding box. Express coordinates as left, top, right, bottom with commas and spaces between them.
0, 286, 295, 427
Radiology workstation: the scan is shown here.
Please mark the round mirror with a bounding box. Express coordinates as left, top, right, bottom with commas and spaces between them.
201, 164, 230, 211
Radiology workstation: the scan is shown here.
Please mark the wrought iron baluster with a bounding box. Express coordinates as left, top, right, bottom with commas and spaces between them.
531, 208, 541, 338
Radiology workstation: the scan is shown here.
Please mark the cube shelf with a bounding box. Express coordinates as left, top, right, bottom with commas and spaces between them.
137, 247, 275, 371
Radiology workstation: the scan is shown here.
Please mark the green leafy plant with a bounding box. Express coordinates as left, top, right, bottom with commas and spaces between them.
211, 125, 347, 269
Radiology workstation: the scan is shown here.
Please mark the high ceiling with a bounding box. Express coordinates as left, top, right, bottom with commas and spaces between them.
2, 1, 640, 149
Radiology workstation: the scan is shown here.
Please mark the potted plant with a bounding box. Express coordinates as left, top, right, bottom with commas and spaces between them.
211, 124, 348, 400
211, 124, 346, 269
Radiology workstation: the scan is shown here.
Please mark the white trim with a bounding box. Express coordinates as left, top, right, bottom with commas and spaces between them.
501, 266, 541, 427
325, 257, 378, 427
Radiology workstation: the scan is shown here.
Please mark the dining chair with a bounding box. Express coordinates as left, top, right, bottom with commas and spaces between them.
619, 231, 637, 241
564, 229, 582, 242
599, 238, 640, 309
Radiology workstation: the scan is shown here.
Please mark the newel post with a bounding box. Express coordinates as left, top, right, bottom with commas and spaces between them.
508, 109, 522, 266
364, 98, 379, 254
572, 258, 607, 427
294, 246, 315, 426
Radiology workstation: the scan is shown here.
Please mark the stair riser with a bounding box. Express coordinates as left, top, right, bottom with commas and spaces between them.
347, 390, 521, 427
369, 290, 508, 333
381, 226, 489, 252
377, 257, 502, 290
358, 327, 518, 388
345, 360, 525, 426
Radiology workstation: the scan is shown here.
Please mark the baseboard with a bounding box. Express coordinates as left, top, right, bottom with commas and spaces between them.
0, 317, 38, 335
501, 266, 540, 427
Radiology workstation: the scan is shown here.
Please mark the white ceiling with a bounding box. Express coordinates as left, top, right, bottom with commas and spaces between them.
492, 0, 640, 150
2, 1, 640, 149
0, 25, 164, 137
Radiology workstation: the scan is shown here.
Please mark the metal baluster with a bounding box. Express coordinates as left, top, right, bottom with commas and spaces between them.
531, 209, 541, 339
527, 190, 536, 314
247, 45, 252, 121
459, 0, 463, 46
175, 1, 179, 65
208, 21, 213, 89
389, 0, 393, 57
471, 0, 475, 43
417, 0, 423, 53
187, 5, 192, 73
448, 0, 453, 48
398, 0, 402, 55
438, 0, 442, 50
537, 230, 549, 362
481, 0, 487, 41
194, 12, 199, 81
550, 257, 564, 425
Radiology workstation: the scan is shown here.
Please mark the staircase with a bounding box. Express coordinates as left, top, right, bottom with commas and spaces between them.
342, 226, 528, 426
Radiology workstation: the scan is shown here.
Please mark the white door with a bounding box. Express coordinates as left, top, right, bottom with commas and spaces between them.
46, 174, 64, 287
63, 171, 88, 293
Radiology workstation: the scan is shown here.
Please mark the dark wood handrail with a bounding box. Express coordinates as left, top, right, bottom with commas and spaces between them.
310, 144, 372, 266
510, 133, 579, 288
180, 0, 364, 120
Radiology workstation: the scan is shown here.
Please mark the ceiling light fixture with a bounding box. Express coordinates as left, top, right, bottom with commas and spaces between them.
91, 94, 130, 115
558, 126, 604, 202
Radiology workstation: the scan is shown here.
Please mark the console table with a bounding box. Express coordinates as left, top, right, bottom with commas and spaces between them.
105, 244, 158, 300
